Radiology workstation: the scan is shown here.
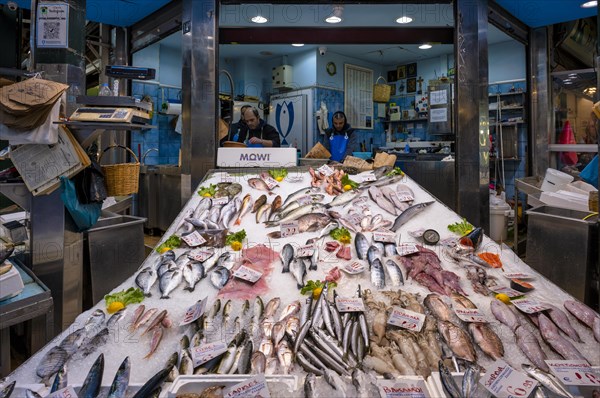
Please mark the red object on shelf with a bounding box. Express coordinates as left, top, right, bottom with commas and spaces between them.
558, 120, 578, 165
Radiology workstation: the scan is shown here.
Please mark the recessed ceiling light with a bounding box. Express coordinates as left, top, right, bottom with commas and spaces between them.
396, 16, 413, 24
325, 6, 343, 24
584, 87, 597, 95
581, 1, 597, 8
563, 81, 573, 85
325, 15, 342, 23
568, 73, 578, 78
419, 44, 432, 49
292, 43, 304, 47
251, 15, 268, 24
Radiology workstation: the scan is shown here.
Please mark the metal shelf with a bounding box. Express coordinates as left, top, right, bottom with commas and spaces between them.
54, 121, 156, 148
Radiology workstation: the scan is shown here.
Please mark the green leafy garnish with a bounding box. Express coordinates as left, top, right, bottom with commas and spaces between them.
198, 184, 217, 197
330, 227, 352, 244
104, 287, 145, 306
341, 174, 359, 189
225, 229, 247, 245
155, 235, 182, 253
448, 218, 474, 236
386, 167, 405, 177
268, 168, 288, 181
300, 280, 337, 295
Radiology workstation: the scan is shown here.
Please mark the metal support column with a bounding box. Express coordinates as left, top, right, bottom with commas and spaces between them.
529, 27, 550, 178
454, 0, 490, 230
181, 0, 218, 201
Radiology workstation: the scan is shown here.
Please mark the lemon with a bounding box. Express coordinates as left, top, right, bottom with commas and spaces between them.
343, 184, 352, 191
202, 193, 212, 197
230, 241, 242, 251
159, 246, 172, 254
312, 287, 323, 300
107, 301, 125, 314
495, 293, 511, 304
275, 176, 284, 182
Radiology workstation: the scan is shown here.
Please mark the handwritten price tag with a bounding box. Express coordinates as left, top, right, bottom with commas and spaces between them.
373, 230, 396, 243
317, 164, 334, 177
221, 174, 235, 183
181, 231, 207, 247
341, 261, 366, 275
346, 214, 363, 226
454, 308, 488, 323
546, 360, 600, 386
191, 341, 229, 367
361, 172, 377, 182
261, 175, 279, 190
397, 243, 419, 256
281, 221, 299, 238
377, 380, 430, 398
297, 245, 315, 258
481, 360, 538, 398
503, 272, 533, 280
336, 297, 366, 312
179, 297, 208, 326
511, 298, 551, 314
387, 306, 425, 332
233, 265, 263, 283
46, 387, 78, 398
213, 196, 230, 206
490, 285, 523, 298
189, 248, 215, 262
224, 374, 271, 398
353, 196, 368, 206
398, 194, 414, 202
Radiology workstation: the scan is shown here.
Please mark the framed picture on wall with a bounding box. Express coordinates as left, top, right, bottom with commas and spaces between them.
397, 65, 407, 80
407, 78, 417, 93
407, 63, 417, 78
388, 83, 396, 95
387, 70, 397, 82
397, 79, 406, 95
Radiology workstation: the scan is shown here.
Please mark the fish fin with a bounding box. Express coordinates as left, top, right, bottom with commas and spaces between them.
143, 351, 154, 359
282, 267, 290, 273
309, 265, 317, 271
268, 192, 274, 196
160, 295, 169, 300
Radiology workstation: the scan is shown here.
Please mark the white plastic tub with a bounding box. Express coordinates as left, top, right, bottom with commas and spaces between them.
490, 203, 511, 241
540, 168, 574, 192
167, 375, 298, 397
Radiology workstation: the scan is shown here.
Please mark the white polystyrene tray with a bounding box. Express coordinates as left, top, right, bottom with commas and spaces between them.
13, 384, 145, 398
0, 262, 24, 301
167, 375, 298, 397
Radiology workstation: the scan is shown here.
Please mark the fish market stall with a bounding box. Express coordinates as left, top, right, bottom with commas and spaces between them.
4, 165, 600, 397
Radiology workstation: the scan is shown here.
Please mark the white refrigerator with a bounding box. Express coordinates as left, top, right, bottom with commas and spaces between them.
268, 92, 313, 155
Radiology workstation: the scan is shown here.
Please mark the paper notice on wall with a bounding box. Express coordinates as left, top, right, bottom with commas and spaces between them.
430, 90, 448, 105
37, 2, 69, 48
430, 108, 447, 123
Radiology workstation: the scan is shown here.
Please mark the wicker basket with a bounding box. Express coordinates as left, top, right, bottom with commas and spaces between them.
99, 145, 140, 196
373, 76, 391, 103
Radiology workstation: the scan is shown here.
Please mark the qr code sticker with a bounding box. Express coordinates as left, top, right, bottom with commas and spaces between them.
43, 22, 60, 39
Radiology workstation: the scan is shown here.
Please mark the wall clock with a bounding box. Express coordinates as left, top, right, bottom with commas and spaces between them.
326, 62, 337, 76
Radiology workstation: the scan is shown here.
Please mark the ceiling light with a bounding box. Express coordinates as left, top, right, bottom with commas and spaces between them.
325, 6, 343, 24
581, 1, 597, 8
396, 16, 413, 24
568, 73, 578, 78
251, 15, 268, 24
419, 44, 432, 49
584, 87, 597, 95
292, 43, 304, 47
563, 81, 573, 85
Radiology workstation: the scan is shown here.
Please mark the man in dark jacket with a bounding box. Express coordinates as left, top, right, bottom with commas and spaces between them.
241, 107, 281, 147
220, 105, 250, 146
322, 111, 357, 161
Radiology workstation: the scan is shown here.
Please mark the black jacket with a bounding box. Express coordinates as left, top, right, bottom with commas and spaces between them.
242, 120, 281, 147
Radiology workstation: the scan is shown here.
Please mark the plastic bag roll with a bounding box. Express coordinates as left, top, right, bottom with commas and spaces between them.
163, 102, 181, 115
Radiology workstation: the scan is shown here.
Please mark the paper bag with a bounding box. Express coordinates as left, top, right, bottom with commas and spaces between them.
305, 142, 331, 159
374, 152, 397, 168
343, 155, 373, 171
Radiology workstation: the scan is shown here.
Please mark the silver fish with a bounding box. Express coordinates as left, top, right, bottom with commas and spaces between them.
248, 177, 273, 193
210, 266, 231, 289
380, 186, 405, 210
59, 328, 85, 356
107, 308, 127, 330
490, 298, 520, 331
258, 338, 274, 358
289, 258, 307, 288
216, 252, 236, 270
157, 260, 175, 278
107, 356, 130, 398
183, 261, 205, 291
36, 346, 68, 380
251, 351, 266, 374
564, 300, 599, 328
384, 243, 398, 257
370, 258, 386, 289
222, 299, 233, 328
193, 197, 212, 218
304, 373, 317, 398
280, 244, 294, 273
79, 353, 104, 398
515, 325, 549, 371
84, 309, 106, 335
208, 204, 223, 224
300, 296, 312, 326
355, 232, 369, 260
237, 339, 253, 374
50, 364, 68, 393
326, 189, 361, 208
368, 186, 397, 215
135, 267, 157, 297
360, 175, 405, 190
268, 203, 327, 225
390, 201, 435, 231
323, 368, 347, 396
462, 362, 482, 398
367, 245, 383, 266
285, 316, 300, 340
179, 350, 194, 375
282, 186, 321, 208
159, 268, 183, 299
439, 360, 463, 398
297, 351, 324, 376
220, 197, 240, 229
385, 259, 404, 286
522, 364, 574, 398
538, 313, 586, 361
254, 296, 264, 319
279, 300, 301, 321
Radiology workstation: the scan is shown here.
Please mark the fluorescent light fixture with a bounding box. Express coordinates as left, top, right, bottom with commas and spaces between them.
292, 43, 304, 47
568, 73, 578, 78
251, 15, 268, 24
325, 6, 343, 24
396, 16, 413, 24
581, 1, 597, 8
419, 44, 432, 49
563, 81, 573, 85
584, 87, 597, 95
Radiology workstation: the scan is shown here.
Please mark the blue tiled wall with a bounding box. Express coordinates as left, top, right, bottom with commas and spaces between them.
313, 87, 386, 154
131, 82, 182, 165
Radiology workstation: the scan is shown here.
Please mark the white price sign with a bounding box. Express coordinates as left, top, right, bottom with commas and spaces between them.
511, 298, 551, 314
361, 172, 377, 182
224, 374, 271, 398
397, 194, 414, 202
261, 175, 279, 190
335, 297, 366, 313
377, 379, 430, 398
397, 243, 419, 256
297, 245, 315, 258
191, 341, 229, 367
233, 265, 263, 283
179, 297, 208, 326
281, 221, 299, 237
189, 248, 215, 262
373, 230, 396, 243
46, 387, 78, 398
341, 261, 366, 275
546, 360, 600, 386
181, 231, 207, 247
454, 308, 488, 323
317, 164, 334, 177
503, 272, 533, 280
352, 196, 368, 206
387, 306, 425, 332
213, 196, 230, 206
220, 174, 235, 183
346, 214, 363, 226
481, 360, 538, 398
490, 286, 523, 298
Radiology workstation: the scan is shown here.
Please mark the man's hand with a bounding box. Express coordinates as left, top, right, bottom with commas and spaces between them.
248, 137, 262, 144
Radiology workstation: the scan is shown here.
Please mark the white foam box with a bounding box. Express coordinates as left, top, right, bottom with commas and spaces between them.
167, 375, 298, 397
0, 261, 24, 301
